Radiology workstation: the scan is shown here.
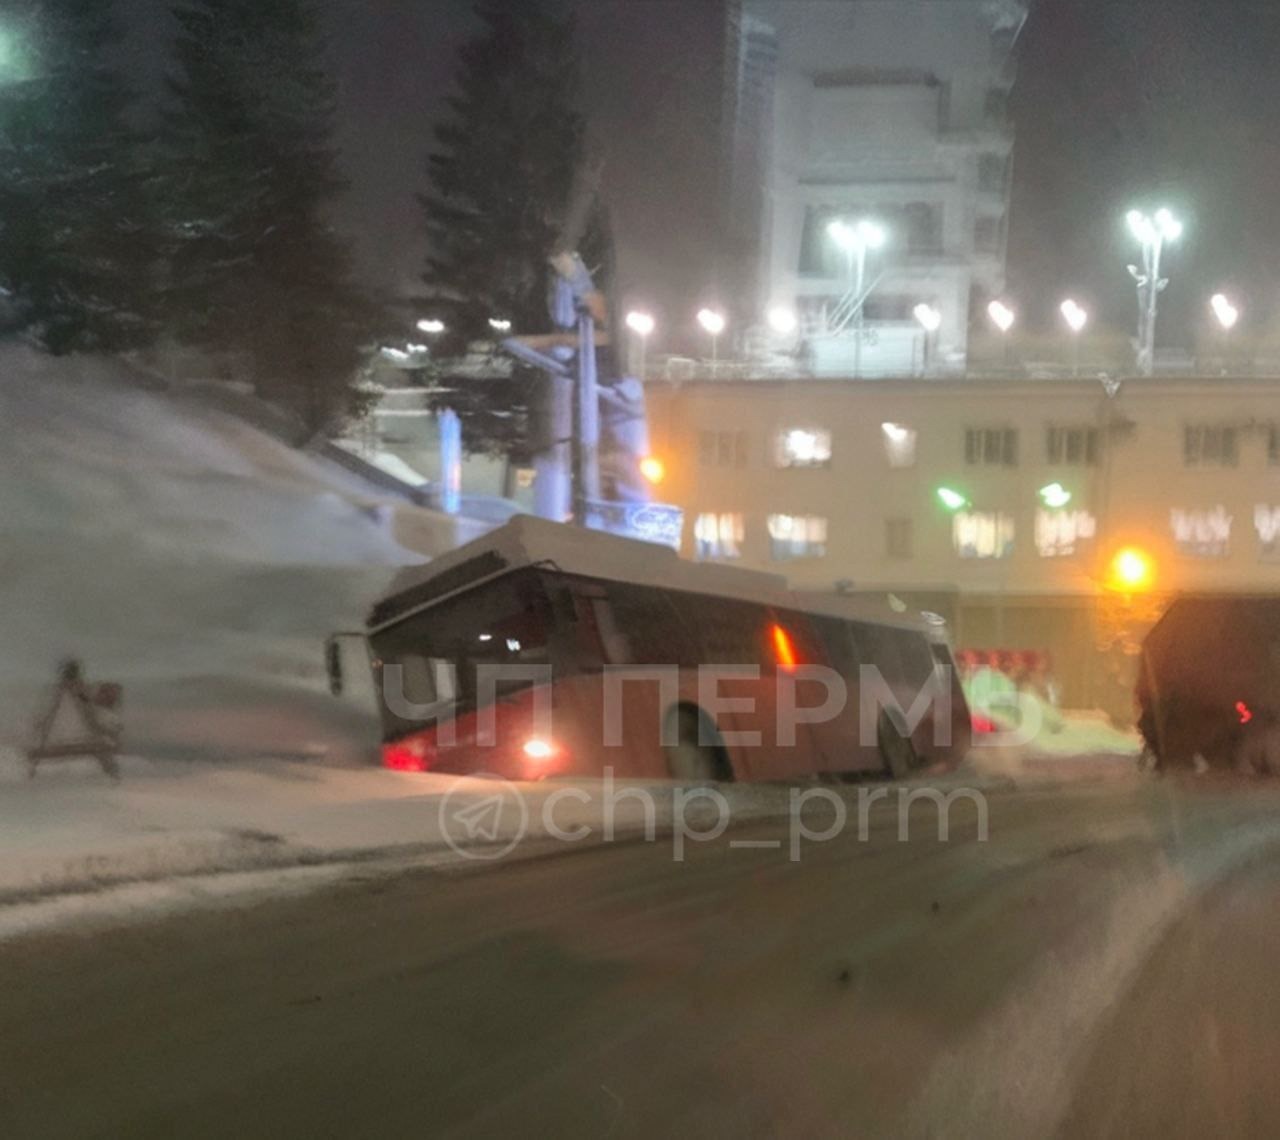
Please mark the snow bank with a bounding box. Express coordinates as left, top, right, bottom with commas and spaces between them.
0, 748, 814, 936
0, 344, 472, 760
965, 699, 1141, 785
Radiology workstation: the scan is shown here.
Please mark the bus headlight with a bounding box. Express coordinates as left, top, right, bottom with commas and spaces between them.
522, 738, 556, 761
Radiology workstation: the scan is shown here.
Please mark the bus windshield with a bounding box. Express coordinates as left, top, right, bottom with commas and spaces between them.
370, 569, 552, 736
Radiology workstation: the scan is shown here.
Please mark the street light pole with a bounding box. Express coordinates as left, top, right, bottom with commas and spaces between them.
1127, 208, 1183, 377
1060, 298, 1088, 377
1209, 293, 1240, 375
913, 303, 942, 377
696, 308, 726, 377
625, 310, 655, 379
987, 300, 1016, 373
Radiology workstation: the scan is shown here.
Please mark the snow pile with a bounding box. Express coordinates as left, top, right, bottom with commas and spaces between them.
0, 751, 816, 935
0, 345, 469, 760
966, 699, 1140, 785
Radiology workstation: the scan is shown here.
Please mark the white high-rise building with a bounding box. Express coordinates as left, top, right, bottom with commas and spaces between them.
736, 0, 1028, 376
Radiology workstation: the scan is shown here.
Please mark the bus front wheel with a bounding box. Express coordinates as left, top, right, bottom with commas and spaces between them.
664, 706, 732, 783
878, 710, 918, 780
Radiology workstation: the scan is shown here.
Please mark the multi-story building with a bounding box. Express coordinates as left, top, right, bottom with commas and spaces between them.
647, 375, 1280, 714
729, 0, 1026, 375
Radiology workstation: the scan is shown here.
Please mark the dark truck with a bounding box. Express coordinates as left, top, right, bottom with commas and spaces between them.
1137, 595, 1280, 773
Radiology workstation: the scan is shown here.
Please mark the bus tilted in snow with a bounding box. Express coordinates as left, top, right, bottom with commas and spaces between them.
328, 516, 971, 782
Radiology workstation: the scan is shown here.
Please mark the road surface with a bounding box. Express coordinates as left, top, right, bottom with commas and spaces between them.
3, 775, 1280, 1138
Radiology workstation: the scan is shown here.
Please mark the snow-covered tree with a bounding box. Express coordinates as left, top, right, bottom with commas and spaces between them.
0, 0, 158, 353
159, 0, 372, 432
420, 0, 606, 457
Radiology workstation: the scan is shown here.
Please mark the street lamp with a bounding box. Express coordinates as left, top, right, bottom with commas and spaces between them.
696, 308, 726, 375
766, 305, 798, 336
1126, 207, 1183, 376
913, 303, 942, 376
1060, 298, 1088, 376
416, 318, 445, 335
625, 310, 655, 378
827, 217, 887, 377
488, 317, 512, 334
987, 299, 1016, 372
1209, 292, 1240, 376
987, 299, 1015, 333
1210, 292, 1239, 331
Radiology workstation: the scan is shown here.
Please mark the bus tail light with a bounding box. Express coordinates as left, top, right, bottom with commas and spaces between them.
383, 734, 431, 772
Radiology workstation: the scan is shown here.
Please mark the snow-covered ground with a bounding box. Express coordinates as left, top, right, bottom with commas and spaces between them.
0, 345, 1148, 941
0, 748, 834, 939
0, 345, 481, 762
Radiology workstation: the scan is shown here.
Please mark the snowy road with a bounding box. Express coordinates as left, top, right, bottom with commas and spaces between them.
3, 776, 1280, 1137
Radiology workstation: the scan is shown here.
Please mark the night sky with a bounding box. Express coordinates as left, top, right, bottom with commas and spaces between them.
118, 0, 1280, 343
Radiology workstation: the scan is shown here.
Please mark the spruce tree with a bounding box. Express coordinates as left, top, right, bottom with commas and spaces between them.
0, 0, 157, 353
421, 0, 603, 457
160, 0, 371, 432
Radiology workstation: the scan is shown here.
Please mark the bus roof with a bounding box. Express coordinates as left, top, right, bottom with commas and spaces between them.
373, 515, 931, 635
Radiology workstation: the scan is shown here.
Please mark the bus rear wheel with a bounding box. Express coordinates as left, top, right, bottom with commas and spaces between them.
664, 706, 732, 783
878, 710, 918, 781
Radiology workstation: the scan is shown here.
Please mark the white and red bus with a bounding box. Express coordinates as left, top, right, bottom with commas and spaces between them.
328, 516, 972, 782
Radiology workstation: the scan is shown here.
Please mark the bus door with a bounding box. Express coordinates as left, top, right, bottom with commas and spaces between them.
805, 615, 882, 775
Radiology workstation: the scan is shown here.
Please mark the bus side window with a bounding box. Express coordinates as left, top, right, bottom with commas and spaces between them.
679, 595, 769, 666
603, 583, 698, 667
811, 615, 859, 676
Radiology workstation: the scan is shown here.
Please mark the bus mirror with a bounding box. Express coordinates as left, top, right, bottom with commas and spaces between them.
325, 637, 344, 697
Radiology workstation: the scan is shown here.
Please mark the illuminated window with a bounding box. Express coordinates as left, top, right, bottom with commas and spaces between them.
1035, 509, 1097, 557
775, 428, 832, 468
1256, 505, 1280, 561
1183, 425, 1238, 467
1171, 506, 1232, 558
964, 426, 1017, 466
1046, 425, 1099, 466
953, 511, 1014, 559
767, 514, 828, 560
693, 512, 744, 560
880, 422, 917, 468
885, 517, 913, 559
698, 430, 749, 468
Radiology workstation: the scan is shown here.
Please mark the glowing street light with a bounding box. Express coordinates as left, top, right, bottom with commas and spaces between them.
987, 299, 1016, 334
488, 317, 512, 334
625, 310, 655, 336
625, 310, 655, 378
639, 456, 665, 485
1210, 292, 1240, 331
1060, 298, 1088, 333
988, 299, 1016, 372
416, 318, 445, 335
1060, 298, 1088, 377
913, 303, 942, 332
1107, 546, 1154, 594
936, 486, 969, 512
696, 308, 726, 374
766, 305, 798, 336
1126, 207, 1183, 376
827, 217, 887, 377
913, 303, 942, 376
